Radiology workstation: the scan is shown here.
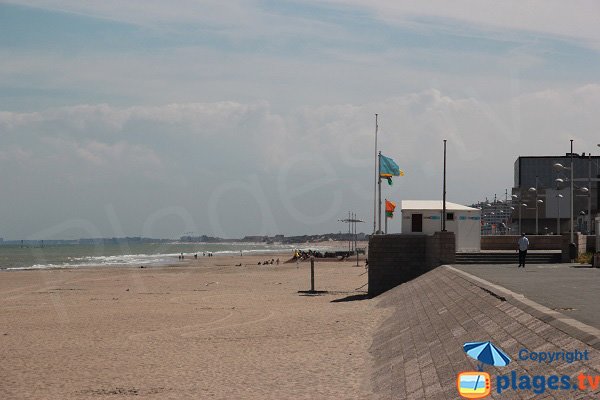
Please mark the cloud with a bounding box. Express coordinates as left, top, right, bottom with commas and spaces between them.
320, 0, 600, 47
2, 84, 600, 237
7, 0, 600, 48
3, 83, 600, 182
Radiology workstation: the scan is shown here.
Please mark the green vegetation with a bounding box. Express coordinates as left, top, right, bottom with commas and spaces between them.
576, 252, 593, 264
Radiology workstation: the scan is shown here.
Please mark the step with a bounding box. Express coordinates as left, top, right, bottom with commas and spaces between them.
454, 252, 561, 264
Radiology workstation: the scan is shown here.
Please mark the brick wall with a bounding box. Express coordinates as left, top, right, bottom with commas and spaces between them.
481, 235, 562, 250
561, 233, 586, 262
368, 232, 455, 296
585, 235, 595, 253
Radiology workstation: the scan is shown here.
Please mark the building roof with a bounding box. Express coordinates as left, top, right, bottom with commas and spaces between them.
516, 154, 600, 160
401, 200, 479, 211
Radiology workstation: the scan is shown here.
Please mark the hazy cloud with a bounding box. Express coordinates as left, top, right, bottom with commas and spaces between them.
2, 84, 600, 237
1, 1, 599, 238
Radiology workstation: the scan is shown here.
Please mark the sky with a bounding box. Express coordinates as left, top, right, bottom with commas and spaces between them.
1, 1, 600, 239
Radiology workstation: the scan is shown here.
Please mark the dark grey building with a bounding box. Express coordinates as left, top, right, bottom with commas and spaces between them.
512, 154, 600, 234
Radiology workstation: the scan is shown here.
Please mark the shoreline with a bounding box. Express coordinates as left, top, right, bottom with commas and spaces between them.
0, 240, 369, 272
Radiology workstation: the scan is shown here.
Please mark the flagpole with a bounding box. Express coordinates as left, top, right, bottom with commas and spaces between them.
373, 114, 378, 234
442, 139, 447, 232
378, 151, 382, 234
348, 210, 351, 253
384, 199, 388, 234
353, 212, 357, 252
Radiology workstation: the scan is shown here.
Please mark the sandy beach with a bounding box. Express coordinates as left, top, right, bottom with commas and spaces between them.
0, 254, 383, 399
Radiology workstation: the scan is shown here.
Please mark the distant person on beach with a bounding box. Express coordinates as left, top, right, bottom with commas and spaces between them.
518, 233, 529, 268
194, 253, 197, 259
276, 258, 279, 265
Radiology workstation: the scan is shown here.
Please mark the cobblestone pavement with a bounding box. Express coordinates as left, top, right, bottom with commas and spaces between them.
369, 266, 600, 399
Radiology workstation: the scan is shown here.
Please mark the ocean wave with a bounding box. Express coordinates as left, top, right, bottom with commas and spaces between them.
0, 243, 342, 270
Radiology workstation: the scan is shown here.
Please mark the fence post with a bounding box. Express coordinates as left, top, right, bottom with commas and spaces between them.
310, 256, 315, 292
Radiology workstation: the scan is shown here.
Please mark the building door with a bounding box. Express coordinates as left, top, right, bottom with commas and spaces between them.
412, 213, 423, 232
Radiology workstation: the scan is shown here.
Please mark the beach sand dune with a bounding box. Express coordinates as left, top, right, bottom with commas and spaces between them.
0, 256, 384, 399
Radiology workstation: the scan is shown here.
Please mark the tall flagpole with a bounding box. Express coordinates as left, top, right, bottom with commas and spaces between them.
348, 210, 351, 252
570, 139, 574, 243
373, 114, 378, 234
378, 151, 382, 234
442, 139, 447, 232
384, 199, 388, 234
353, 212, 357, 251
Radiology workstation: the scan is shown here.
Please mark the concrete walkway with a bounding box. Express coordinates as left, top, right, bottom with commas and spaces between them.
453, 263, 600, 331
369, 266, 600, 399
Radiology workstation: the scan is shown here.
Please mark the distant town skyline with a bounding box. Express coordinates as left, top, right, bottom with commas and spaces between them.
1, 1, 600, 239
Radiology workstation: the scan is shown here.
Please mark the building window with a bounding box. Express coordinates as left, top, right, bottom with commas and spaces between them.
447, 212, 454, 221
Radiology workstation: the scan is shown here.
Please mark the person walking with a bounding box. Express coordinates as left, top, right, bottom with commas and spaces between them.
517, 233, 529, 268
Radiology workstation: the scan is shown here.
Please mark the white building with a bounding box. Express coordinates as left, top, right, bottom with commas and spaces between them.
400, 200, 481, 252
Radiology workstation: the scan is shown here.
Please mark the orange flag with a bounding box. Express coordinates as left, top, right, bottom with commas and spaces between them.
385, 200, 396, 217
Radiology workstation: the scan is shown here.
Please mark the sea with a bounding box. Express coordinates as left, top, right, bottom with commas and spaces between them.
0, 242, 339, 271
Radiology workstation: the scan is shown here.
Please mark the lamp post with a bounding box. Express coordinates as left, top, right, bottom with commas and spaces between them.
513, 198, 527, 235
510, 206, 515, 233
529, 178, 539, 234
554, 141, 574, 243
554, 155, 591, 238
588, 152, 592, 234
518, 202, 527, 234
511, 194, 526, 234
554, 160, 573, 239
576, 186, 590, 233
570, 140, 574, 243
556, 193, 563, 235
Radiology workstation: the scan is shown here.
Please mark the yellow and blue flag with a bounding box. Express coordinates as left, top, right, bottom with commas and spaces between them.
379, 154, 404, 185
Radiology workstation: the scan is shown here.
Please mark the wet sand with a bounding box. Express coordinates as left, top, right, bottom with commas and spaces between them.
0, 254, 382, 399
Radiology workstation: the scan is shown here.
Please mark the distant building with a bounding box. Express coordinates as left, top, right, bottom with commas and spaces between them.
470, 197, 514, 235
400, 200, 481, 252
241, 236, 268, 242
513, 154, 600, 234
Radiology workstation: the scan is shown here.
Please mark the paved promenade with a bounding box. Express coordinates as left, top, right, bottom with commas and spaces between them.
369, 265, 600, 399
453, 263, 600, 331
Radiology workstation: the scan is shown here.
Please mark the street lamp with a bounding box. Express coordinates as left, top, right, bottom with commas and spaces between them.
521, 203, 528, 234
528, 186, 537, 234
554, 155, 574, 243
511, 194, 526, 233
556, 193, 563, 235
537, 199, 544, 235
576, 187, 590, 233
518, 202, 527, 234
554, 165, 591, 234
528, 177, 542, 235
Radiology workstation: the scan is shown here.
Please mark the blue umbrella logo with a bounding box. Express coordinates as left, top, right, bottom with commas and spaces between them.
463, 341, 511, 371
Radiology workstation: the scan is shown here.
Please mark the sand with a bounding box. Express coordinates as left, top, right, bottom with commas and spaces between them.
0, 254, 384, 399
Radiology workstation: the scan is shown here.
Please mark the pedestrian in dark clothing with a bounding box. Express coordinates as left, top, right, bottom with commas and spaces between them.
518, 233, 529, 268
